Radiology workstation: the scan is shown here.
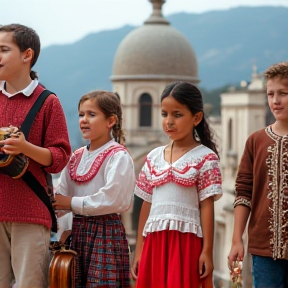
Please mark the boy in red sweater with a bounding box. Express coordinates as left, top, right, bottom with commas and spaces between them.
228, 62, 288, 287
0, 24, 71, 288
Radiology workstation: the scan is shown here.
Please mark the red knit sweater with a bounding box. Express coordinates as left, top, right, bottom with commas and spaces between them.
0, 84, 71, 229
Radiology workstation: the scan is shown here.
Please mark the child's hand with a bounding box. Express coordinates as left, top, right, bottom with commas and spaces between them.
130, 249, 140, 280
130, 258, 139, 280
198, 251, 213, 279
0, 131, 26, 155
52, 194, 72, 211
227, 241, 244, 271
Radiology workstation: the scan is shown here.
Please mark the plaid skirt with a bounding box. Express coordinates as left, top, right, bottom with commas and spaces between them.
71, 214, 130, 288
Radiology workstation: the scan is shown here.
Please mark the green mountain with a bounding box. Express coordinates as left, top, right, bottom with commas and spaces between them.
34, 6, 288, 148
169, 6, 288, 88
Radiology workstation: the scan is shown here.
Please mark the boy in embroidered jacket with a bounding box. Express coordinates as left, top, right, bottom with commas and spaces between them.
228, 62, 288, 288
0, 24, 71, 288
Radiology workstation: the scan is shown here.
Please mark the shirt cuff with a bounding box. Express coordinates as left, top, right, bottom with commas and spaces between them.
233, 196, 251, 209
71, 197, 84, 215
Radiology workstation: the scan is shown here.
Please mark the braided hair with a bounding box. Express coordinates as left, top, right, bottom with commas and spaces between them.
78, 90, 125, 145
161, 82, 219, 158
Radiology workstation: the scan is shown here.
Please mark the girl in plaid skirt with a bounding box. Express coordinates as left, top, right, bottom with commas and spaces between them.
53, 91, 135, 288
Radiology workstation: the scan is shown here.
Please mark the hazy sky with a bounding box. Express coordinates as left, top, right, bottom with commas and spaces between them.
1, 0, 288, 48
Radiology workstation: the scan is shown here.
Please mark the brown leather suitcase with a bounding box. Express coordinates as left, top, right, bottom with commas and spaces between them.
49, 249, 77, 288
49, 230, 76, 288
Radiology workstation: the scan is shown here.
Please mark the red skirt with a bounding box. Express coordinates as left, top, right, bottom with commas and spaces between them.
136, 230, 213, 288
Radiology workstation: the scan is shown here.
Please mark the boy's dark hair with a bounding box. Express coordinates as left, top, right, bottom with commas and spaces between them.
161, 81, 219, 157
0, 24, 40, 80
78, 91, 125, 145
264, 62, 288, 81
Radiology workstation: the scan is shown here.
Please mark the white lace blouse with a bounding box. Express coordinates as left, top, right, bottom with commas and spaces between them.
55, 140, 135, 216
134, 144, 222, 237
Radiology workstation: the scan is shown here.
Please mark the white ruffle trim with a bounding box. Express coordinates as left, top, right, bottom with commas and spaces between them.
143, 218, 203, 238
199, 185, 222, 202
134, 186, 152, 203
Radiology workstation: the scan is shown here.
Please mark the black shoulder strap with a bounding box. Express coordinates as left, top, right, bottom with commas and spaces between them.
22, 171, 57, 232
20, 89, 58, 232
21, 89, 52, 138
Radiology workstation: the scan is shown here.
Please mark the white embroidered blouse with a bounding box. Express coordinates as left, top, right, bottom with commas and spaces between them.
135, 144, 222, 237
55, 140, 136, 216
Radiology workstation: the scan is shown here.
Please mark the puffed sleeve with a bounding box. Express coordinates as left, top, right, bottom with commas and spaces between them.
71, 150, 135, 215
134, 157, 154, 203
234, 136, 253, 209
197, 153, 222, 202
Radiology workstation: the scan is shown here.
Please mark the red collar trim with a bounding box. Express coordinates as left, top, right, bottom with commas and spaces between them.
68, 145, 126, 183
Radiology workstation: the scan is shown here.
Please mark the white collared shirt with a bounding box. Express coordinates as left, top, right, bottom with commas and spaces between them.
56, 140, 136, 216
0, 80, 39, 98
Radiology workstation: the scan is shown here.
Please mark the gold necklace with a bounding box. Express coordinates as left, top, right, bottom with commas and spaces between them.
169, 141, 174, 164
169, 141, 200, 164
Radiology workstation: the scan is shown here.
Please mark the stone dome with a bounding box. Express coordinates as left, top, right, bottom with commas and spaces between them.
111, 0, 199, 83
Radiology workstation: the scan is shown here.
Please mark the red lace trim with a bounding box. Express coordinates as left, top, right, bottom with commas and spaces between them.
136, 171, 154, 194
68, 145, 126, 183
141, 153, 221, 189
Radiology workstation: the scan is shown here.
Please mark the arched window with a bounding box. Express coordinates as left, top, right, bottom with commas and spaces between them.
139, 93, 152, 127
